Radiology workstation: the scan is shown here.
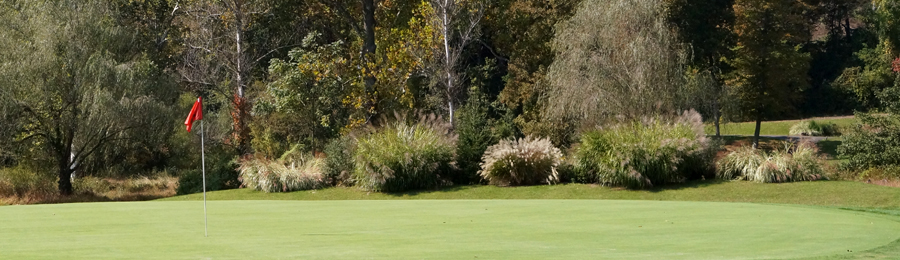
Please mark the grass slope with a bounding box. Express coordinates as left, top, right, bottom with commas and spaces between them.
163, 181, 900, 209
2, 200, 899, 259
706, 117, 856, 136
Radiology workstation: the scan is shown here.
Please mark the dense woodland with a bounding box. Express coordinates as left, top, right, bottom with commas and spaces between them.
0, 0, 899, 196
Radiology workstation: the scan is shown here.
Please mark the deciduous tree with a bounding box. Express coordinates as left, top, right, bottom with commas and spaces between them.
726, 0, 811, 148
0, 0, 177, 195
545, 0, 688, 125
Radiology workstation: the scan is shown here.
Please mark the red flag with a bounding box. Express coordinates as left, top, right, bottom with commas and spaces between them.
185, 97, 203, 132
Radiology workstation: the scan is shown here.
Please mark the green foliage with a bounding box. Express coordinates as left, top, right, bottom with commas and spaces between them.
238, 155, 326, 193
838, 113, 900, 171
788, 120, 841, 136
667, 0, 734, 69
725, 0, 811, 123
486, 0, 579, 146
833, 45, 897, 110
454, 86, 497, 184
478, 137, 562, 186
877, 75, 900, 113
717, 142, 828, 183
0, 167, 56, 198
857, 165, 900, 181
322, 136, 356, 186
252, 33, 354, 155
0, 0, 178, 194
175, 149, 240, 195
574, 110, 715, 189
353, 120, 456, 192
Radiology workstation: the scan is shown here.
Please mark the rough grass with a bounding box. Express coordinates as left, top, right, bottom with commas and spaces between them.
706, 116, 856, 136
1, 175, 176, 205
162, 181, 900, 209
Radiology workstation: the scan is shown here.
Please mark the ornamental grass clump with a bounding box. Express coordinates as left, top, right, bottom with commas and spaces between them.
479, 137, 562, 186
353, 119, 455, 192
789, 120, 840, 136
717, 141, 827, 183
238, 155, 326, 193
574, 110, 715, 189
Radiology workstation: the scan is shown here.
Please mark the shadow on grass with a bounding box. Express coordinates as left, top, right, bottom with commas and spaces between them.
645, 179, 731, 192
818, 139, 842, 158
384, 185, 476, 197
381, 179, 737, 197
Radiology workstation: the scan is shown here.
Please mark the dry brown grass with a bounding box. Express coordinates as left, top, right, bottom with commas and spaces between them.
0, 176, 176, 205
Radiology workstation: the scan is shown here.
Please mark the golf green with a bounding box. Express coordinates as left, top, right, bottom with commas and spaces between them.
1, 200, 898, 259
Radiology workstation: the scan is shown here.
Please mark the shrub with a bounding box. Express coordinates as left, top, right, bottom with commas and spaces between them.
353, 121, 456, 192
789, 120, 840, 136
838, 113, 900, 171
455, 87, 497, 185
717, 142, 828, 183
175, 150, 240, 195
238, 155, 326, 193
0, 167, 56, 198
479, 137, 562, 186
322, 136, 355, 186
857, 166, 900, 181
574, 110, 715, 189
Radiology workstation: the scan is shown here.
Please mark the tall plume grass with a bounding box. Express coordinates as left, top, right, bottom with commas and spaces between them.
353, 114, 456, 192
479, 136, 562, 186
717, 141, 827, 183
238, 155, 326, 193
789, 120, 840, 136
574, 110, 715, 189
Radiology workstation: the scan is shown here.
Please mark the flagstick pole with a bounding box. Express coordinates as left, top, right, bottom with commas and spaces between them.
201, 119, 208, 237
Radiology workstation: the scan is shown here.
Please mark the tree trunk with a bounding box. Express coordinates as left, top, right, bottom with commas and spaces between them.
441, 1, 454, 125
232, 3, 251, 155
362, 0, 377, 117
752, 112, 762, 149
713, 99, 721, 137
714, 112, 721, 137
57, 153, 74, 196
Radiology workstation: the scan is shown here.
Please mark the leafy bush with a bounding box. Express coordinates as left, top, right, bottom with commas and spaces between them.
175, 150, 240, 195
323, 136, 355, 186
857, 166, 900, 181
717, 142, 828, 183
574, 110, 715, 189
838, 113, 900, 171
789, 120, 840, 136
238, 155, 326, 193
353, 120, 455, 192
479, 137, 562, 186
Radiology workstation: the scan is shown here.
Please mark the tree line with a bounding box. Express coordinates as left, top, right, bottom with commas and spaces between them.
0, 0, 898, 195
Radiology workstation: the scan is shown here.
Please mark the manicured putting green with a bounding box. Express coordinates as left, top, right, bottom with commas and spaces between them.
1, 200, 898, 259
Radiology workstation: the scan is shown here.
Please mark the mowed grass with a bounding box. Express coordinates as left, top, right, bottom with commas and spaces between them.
4, 181, 900, 259
706, 116, 856, 136
2, 199, 900, 259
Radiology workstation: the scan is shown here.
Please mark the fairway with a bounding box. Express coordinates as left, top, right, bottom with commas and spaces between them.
2, 200, 899, 259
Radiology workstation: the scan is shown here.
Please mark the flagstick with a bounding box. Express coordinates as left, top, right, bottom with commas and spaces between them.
201, 119, 208, 237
